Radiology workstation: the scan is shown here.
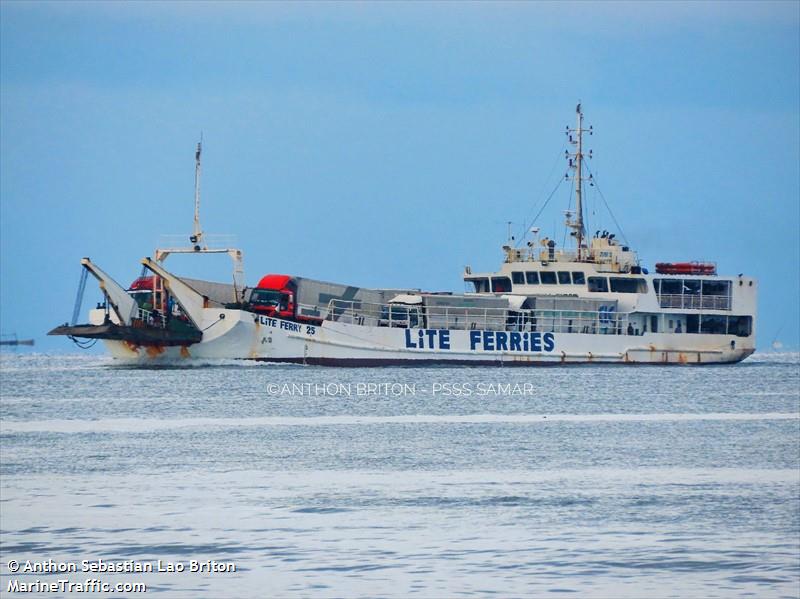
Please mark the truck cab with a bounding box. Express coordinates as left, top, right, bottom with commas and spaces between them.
250, 274, 296, 319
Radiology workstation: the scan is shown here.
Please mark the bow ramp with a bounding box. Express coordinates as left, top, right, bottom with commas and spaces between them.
140, 257, 207, 330
48, 257, 202, 346
81, 257, 138, 325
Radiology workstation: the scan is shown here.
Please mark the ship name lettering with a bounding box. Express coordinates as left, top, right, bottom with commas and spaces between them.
279, 320, 302, 332
404, 329, 451, 350
256, 315, 278, 327
469, 331, 555, 353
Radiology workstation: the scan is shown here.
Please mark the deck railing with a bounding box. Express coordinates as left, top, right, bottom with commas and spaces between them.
503, 246, 638, 266
325, 299, 633, 336
296, 302, 324, 320
133, 308, 167, 328
656, 294, 730, 310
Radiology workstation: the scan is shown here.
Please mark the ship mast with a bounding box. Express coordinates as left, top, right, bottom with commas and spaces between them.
154, 138, 246, 302
566, 103, 591, 260
574, 106, 584, 253
191, 136, 203, 248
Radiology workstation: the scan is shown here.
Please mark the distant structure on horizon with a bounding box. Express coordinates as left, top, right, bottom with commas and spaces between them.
0, 334, 35, 347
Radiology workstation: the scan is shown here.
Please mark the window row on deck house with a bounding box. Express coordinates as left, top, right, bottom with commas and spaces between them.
469, 271, 648, 294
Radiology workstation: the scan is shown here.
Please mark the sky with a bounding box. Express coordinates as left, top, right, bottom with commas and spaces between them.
1, 0, 798, 353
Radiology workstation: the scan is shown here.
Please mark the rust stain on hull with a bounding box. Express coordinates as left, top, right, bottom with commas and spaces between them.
122, 340, 141, 357
145, 345, 166, 358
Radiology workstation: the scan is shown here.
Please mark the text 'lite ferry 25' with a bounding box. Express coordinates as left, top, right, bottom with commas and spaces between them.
50, 106, 757, 365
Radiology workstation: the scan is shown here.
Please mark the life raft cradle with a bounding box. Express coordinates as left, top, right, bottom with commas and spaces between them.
654, 262, 717, 276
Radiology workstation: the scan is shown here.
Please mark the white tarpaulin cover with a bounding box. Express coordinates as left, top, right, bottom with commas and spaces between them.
389, 294, 423, 305
501, 295, 527, 310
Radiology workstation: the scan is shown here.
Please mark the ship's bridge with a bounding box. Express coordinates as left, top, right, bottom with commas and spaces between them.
464, 234, 642, 294
500, 235, 637, 272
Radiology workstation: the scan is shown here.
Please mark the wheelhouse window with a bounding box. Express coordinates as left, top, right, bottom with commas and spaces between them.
609, 277, 647, 293
588, 276, 609, 292
512, 271, 525, 285
557, 271, 571, 284
525, 271, 539, 285
540, 272, 557, 285
469, 278, 490, 293
491, 277, 512, 293
572, 272, 586, 285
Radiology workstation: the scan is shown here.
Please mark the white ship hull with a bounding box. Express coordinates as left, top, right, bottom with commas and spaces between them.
96, 309, 754, 365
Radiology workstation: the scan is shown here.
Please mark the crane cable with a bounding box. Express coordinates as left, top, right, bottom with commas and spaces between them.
68, 267, 98, 349
515, 142, 568, 248
515, 175, 566, 248
584, 161, 630, 248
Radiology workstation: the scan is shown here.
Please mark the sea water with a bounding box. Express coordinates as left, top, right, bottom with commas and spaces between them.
0, 352, 798, 598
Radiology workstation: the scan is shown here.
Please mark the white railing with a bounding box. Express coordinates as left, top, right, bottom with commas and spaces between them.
296, 302, 324, 320
503, 246, 638, 266
504, 247, 581, 263
134, 308, 167, 328
657, 294, 730, 310
158, 233, 240, 250
325, 299, 633, 336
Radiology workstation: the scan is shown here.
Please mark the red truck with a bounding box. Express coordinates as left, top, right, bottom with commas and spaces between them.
249, 274, 324, 325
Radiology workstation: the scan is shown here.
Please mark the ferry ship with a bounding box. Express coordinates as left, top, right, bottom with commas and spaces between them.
50, 106, 757, 365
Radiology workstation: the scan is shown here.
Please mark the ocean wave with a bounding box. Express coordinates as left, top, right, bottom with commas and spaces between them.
2, 351, 797, 370
746, 351, 800, 364
3, 412, 797, 434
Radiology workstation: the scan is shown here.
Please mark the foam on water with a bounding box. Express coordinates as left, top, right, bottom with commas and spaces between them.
2, 412, 798, 434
